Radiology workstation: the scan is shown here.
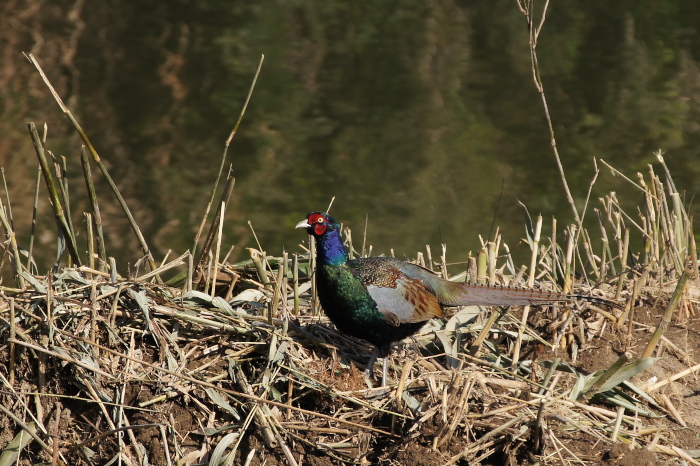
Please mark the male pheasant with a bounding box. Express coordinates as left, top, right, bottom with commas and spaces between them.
296, 211, 621, 386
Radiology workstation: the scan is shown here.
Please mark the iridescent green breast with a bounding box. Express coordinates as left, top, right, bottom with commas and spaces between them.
316, 261, 427, 348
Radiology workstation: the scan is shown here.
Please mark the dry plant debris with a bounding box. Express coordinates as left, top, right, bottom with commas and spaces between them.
0, 253, 699, 465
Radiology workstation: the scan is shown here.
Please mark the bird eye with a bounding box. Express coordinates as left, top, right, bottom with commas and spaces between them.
317, 217, 325, 223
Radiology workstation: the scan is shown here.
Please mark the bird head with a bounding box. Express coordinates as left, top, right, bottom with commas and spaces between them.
295, 212, 338, 238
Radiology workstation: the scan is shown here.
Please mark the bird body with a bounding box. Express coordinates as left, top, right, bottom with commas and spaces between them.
297, 211, 620, 384
317, 257, 432, 352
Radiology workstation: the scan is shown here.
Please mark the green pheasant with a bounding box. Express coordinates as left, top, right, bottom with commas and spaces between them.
297, 211, 621, 386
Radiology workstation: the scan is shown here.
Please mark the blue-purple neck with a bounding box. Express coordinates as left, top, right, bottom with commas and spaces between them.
316, 228, 348, 266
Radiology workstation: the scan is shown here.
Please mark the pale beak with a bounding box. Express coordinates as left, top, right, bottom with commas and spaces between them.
295, 220, 311, 229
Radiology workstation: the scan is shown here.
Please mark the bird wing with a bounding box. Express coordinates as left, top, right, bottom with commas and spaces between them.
347, 257, 622, 313
347, 258, 444, 324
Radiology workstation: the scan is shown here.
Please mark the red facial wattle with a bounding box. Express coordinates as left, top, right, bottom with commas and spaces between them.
308, 213, 325, 223
308, 213, 328, 236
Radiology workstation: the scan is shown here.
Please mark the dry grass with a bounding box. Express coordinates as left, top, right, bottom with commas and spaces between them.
0, 240, 699, 465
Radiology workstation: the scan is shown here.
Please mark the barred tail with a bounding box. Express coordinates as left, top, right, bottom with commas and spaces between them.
436, 282, 623, 310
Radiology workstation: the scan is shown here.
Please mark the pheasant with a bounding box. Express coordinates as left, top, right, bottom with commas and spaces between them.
296, 211, 621, 386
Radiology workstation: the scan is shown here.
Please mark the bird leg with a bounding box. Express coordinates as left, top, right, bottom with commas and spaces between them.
364, 346, 380, 383
381, 355, 389, 388
364, 345, 392, 387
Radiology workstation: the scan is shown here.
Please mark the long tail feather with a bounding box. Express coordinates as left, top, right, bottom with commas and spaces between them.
437, 282, 623, 309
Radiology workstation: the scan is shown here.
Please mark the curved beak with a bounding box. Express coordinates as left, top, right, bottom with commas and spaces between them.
295, 219, 311, 229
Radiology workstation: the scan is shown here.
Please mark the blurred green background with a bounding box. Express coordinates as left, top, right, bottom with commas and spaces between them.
1, 1, 699, 273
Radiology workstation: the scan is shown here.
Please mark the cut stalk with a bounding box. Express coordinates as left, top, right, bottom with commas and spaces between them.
26, 122, 81, 266
293, 253, 300, 316
85, 212, 95, 271
80, 146, 107, 271
27, 168, 41, 273
194, 172, 235, 287
512, 214, 542, 367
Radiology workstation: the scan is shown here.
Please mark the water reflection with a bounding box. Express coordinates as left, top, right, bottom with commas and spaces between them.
1, 0, 699, 274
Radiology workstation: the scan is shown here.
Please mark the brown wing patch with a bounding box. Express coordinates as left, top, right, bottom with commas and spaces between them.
348, 258, 444, 324
399, 277, 444, 323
